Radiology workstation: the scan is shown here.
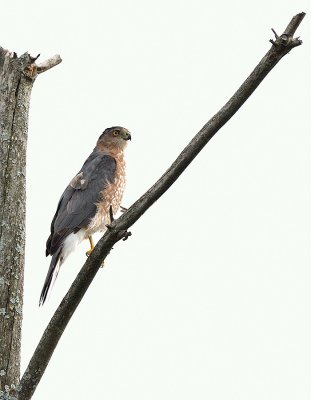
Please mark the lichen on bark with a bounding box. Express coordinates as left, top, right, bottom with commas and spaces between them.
0, 48, 37, 398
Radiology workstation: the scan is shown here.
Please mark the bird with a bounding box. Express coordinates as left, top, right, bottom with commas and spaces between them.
39, 126, 131, 306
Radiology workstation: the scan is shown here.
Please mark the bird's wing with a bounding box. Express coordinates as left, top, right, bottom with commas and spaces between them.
46, 152, 116, 255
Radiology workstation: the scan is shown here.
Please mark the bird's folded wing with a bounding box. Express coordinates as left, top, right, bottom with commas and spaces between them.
46, 152, 116, 255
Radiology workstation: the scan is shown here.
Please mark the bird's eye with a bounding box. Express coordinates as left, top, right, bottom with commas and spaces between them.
112, 130, 119, 136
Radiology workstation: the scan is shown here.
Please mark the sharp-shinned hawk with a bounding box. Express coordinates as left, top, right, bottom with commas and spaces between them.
39, 126, 131, 305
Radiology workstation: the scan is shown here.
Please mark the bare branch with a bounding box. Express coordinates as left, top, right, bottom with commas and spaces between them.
36, 54, 62, 74
19, 12, 305, 400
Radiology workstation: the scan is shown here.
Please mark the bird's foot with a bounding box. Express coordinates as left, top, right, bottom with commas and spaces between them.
120, 205, 128, 213
86, 235, 95, 257
105, 227, 132, 241
86, 248, 93, 257
121, 230, 131, 241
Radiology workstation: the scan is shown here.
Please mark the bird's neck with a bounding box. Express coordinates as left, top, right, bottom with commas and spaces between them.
97, 140, 127, 155
103, 148, 125, 160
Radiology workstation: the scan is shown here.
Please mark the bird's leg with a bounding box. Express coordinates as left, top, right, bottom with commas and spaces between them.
86, 235, 95, 257
106, 205, 114, 231
109, 205, 114, 223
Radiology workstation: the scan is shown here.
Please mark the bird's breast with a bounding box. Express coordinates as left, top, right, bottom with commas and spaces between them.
87, 153, 126, 234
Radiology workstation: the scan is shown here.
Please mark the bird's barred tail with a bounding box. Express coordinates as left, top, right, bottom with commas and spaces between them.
39, 248, 62, 306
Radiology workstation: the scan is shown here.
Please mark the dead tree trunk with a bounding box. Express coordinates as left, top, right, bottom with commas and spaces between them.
0, 49, 61, 399
0, 49, 36, 397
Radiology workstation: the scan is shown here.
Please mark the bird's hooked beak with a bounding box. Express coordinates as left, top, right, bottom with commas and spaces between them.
121, 129, 131, 141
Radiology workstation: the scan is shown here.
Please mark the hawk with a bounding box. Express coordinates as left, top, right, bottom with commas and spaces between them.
39, 126, 131, 305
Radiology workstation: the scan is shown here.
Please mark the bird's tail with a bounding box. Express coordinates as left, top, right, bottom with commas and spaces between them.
39, 248, 62, 306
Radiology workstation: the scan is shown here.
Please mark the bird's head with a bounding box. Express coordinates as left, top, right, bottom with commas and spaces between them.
97, 126, 131, 152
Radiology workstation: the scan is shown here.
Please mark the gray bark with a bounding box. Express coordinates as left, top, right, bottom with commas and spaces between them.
0, 49, 37, 399
0, 49, 61, 399
19, 12, 305, 400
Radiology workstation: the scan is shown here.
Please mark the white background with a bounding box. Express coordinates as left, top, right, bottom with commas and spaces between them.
2, 1, 311, 399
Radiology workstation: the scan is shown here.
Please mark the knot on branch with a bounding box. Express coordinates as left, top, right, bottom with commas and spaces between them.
23, 63, 38, 81
269, 29, 302, 51
22, 53, 62, 80
269, 12, 305, 52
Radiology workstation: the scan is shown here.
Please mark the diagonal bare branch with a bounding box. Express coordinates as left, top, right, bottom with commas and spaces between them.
19, 12, 305, 400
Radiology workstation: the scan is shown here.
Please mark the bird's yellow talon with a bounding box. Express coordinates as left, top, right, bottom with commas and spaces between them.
86, 249, 93, 257
86, 235, 95, 257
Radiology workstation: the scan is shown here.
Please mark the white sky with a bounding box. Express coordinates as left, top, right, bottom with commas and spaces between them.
2, 1, 311, 399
